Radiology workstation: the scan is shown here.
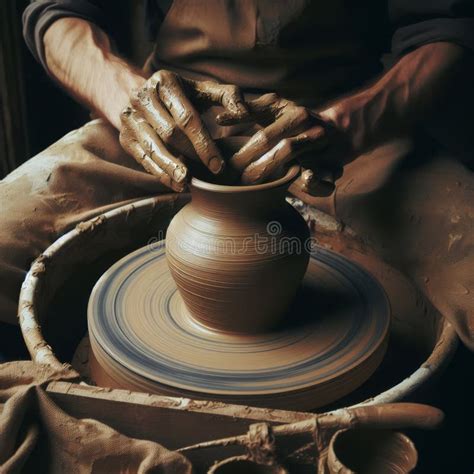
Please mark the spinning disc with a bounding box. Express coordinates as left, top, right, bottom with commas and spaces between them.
88, 241, 390, 410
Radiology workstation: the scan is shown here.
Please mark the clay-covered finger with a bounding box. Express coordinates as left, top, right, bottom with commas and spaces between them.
153, 71, 225, 174
131, 89, 197, 160
291, 167, 336, 197
240, 137, 302, 184
121, 108, 188, 185
216, 93, 282, 126
297, 168, 317, 194
240, 127, 327, 184
186, 79, 249, 120
296, 145, 344, 196
119, 131, 184, 192
231, 107, 312, 171
298, 141, 344, 180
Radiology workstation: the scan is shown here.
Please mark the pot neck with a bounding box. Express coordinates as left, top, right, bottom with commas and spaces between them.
190, 185, 288, 218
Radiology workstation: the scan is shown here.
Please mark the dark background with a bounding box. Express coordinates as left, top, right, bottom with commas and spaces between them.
0, 0, 151, 178
0, 1, 473, 472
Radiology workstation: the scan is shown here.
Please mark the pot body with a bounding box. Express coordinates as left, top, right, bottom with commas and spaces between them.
327, 428, 418, 474
166, 169, 310, 333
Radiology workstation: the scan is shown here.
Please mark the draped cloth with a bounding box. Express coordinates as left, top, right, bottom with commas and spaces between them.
0, 361, 192, 473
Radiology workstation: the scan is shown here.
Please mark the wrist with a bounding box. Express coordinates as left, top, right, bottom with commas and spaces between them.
93, 59, 146, 129
44, 17, 147, 130
317, 87, 380, 150
366, 43, 467, 128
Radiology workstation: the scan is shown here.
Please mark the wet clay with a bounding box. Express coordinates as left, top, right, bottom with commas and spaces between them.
120, 70, 251, 191
218, 94, 340, 193
121, 75, 337, 196
166, 164, 309, 332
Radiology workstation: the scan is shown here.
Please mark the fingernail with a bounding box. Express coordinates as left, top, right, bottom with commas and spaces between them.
209, 157, 225, 174
235, 101, 247, 116
173, 166, 187, 183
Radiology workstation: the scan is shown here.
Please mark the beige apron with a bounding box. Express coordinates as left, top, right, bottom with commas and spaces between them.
0, 0, 472, 348
148, 0, 380, 105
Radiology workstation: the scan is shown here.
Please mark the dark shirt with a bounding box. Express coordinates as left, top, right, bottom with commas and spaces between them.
23, 0, 474, 73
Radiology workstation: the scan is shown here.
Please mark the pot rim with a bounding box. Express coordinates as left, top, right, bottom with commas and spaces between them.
191, 164, 300, 193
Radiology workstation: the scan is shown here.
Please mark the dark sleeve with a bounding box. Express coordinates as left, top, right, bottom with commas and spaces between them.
389, 0, 474, 55
22, 1, 107, 70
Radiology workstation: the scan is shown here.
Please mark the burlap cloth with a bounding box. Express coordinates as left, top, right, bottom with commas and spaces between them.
0, 361, 192, 473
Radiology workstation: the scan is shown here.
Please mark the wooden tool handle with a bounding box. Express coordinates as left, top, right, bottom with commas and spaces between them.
348, 403, 444, 431
178, 403, 445, 454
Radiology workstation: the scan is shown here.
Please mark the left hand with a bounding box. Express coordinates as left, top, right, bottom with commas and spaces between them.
120, 70, 249, 191
216, 89, 392, 196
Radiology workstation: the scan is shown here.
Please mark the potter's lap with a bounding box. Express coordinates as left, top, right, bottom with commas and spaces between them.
0, 119, 164, 325
315, 140, 474, 348
0, 119, 160, 238
304, 138, 474, 272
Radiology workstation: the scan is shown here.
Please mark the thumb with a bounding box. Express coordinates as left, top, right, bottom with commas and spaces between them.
217, 92, 280, 126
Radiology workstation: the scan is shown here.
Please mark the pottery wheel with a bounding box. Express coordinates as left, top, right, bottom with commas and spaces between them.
88, 241, 390, 410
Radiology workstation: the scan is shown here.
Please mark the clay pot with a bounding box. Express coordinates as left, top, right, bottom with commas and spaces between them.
327, 428, 418, 474
166, 164, 310, 333
208, 456, 288, 474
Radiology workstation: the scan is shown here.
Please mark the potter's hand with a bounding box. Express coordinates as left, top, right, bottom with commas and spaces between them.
217, 93, 345, 196
217, 89, 395, 196
120, 70, 249, 191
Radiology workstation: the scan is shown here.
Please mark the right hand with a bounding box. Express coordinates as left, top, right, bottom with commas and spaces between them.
217, 93, 343, 197
120, 70, 249, 191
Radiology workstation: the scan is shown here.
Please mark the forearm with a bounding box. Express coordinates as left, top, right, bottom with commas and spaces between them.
373, 42, 468, 126
43, 18, 146, 129
320, 42, 471, 149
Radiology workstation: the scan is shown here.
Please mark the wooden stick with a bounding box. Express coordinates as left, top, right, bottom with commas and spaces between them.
178, 403, 444, 453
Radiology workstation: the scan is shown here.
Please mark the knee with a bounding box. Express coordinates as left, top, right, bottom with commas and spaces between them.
0, 204, 52, 325
0, 248, 27, 325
